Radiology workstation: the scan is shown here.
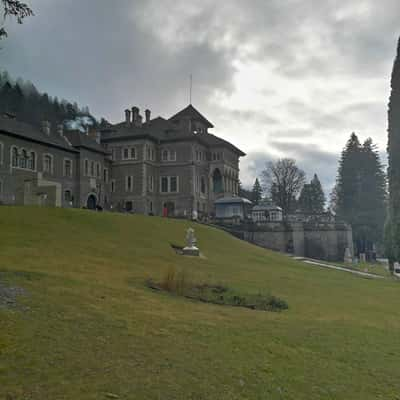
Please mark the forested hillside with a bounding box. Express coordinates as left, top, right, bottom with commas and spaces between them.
0, 70, 108, 131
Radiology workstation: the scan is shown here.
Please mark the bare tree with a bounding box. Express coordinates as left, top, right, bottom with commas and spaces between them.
262, 158, 305, 213
0, 0, 33, 40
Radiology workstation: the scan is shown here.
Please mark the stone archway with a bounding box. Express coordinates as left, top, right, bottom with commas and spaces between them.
87, 194, 97, 210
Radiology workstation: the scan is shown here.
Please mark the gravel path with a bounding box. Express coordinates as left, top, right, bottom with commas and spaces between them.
0, 281, 27, 309
293, 257, 385, 279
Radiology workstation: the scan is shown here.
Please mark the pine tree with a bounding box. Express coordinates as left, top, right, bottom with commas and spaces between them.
299, 174, 325, 213
386, 37, 400, 268
251, 178, 263, 205
336, 133, 362, 225
335, 133, 386, 256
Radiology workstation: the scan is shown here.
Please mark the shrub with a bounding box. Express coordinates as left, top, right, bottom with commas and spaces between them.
148, 269, 288, 312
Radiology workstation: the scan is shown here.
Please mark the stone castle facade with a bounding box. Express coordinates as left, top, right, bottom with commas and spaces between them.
0, 105, 245, 217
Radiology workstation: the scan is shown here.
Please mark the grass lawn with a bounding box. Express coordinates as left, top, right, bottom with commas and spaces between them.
1, 206, 400, 399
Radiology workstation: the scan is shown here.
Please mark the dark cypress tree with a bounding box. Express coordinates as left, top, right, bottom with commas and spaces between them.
251, 178, 263, 205
358, 139, 386, 252
298, 174, 325, 214
336, 133, 362, 225
386, 37, 400, 268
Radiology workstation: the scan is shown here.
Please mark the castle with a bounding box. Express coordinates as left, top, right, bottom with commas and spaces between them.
0, 105, 245, 217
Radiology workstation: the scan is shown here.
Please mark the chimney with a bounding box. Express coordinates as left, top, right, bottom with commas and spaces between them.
132, 106, 139, 124
56, 123, 64, 136
145, 109, 151, 123
88, 128, 101, 144
125, 109, 131, 126
132, 106, 143, 126
41, 121, 51, 136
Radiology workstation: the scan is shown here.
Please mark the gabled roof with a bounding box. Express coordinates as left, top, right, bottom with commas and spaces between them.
0, 115, 76, 152
101, 107, 245, 156
169, 104, 214, 128
63, 130, 109, 154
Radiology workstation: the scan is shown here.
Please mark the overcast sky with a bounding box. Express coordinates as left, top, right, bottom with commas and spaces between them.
2, 0, 400, 193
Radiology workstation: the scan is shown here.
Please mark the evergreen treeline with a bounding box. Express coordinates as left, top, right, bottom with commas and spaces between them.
386, 38, 400, 269
298, 174, 325, 214
0, 70, 103, 131
251, 178, 263, 205
332, 133, 386, 256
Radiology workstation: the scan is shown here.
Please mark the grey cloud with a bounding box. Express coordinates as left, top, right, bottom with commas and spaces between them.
1, 0, 396, 193
240, 142, 339, 194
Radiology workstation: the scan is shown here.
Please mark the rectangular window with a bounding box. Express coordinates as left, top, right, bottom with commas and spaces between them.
151, 149, 155, 161
161, 176, 169, 193
43, 154, 52, 173
147, 146, 151, 160
64, 159, 72, 177
103, 168, 109, 183
125, 175, 133, 192
123, 147, 137, 160
170, 176, 178, 193
148, 175, 154, 192
111, 179, 116, 193
84, 159, 89, 176
160, 176, 178, 193
90, 161, 95, 177
0, 142, 3, 165
169, 151, 176, 161
162, 150, 169, 161
96, 162, 101, 178
111, 148, 116, 161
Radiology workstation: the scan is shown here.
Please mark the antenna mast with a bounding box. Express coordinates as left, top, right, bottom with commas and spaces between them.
189, 74, 192, 104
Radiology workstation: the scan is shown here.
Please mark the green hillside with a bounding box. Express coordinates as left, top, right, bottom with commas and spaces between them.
0, 207, 399, 399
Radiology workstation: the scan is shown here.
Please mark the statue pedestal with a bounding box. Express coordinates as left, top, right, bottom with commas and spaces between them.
183, 246, 200, 256
344, 247, 353, 264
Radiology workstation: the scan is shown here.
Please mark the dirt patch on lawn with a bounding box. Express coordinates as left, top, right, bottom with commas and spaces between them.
0, 280, 27, 310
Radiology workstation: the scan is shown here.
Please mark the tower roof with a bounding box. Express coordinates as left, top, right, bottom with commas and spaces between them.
169, 104, 214, 128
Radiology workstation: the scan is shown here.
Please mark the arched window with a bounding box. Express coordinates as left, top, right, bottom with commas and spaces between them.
162, 149, 169, 161
28, 151, 36, 170
212, 169, 223, 193
11, 147, 18, 167
19, 149, 28, 169
43, 154, 53, 174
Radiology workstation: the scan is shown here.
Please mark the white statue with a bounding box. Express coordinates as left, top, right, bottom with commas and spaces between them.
186, 227, 197, 248
183, 227, 199, 256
